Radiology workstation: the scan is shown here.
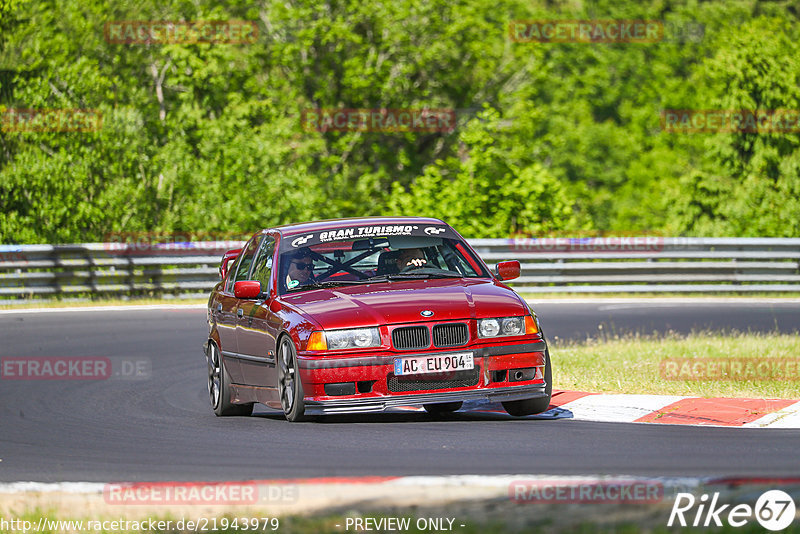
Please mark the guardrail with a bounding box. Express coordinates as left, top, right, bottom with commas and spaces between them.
1, 238, 799, 299
470, 237, 800, 293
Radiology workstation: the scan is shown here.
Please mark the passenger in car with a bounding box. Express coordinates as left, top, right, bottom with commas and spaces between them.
396, 248, 427, 271
285, 248, 316, 289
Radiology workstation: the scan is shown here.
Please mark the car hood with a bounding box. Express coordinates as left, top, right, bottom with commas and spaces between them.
279, 278, 528, 330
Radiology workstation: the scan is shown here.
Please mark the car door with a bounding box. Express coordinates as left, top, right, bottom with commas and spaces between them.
235, 235, 280, 389
219, 235, 263, 384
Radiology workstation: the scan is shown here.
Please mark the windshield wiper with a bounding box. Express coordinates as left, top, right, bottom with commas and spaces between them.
289, 273, 464, 291
410, 272, 463, 278
365, 272, 463, 282
286, 280, 367, 292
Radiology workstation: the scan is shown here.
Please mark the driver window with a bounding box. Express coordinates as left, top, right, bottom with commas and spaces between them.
225, 236, 263, 293
250, 237, 276, 294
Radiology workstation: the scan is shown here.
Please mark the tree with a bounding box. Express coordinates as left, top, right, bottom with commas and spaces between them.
388, 108, 581, 237
669, 16, 800, 236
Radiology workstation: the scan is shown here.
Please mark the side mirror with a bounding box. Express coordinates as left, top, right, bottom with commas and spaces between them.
234, 280, 261, 299
220, 248, 242, 280
495, 260, 521, 281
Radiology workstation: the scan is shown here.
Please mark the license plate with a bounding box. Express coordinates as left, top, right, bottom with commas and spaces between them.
394, 352, 474, 376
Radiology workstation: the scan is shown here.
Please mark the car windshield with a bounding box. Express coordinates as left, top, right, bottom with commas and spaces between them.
278, 232, 488, 294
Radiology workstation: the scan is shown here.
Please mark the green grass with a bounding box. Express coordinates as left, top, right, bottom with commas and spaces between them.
551, 331, 800, 399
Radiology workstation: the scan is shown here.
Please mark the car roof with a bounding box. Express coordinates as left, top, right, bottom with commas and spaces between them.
271, 216, 447, 237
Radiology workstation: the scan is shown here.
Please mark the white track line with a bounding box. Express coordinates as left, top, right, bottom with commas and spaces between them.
525, 298, 800, 305
0, 304, 206, 314
1, 298, 798, 315
0, 482, 106, 493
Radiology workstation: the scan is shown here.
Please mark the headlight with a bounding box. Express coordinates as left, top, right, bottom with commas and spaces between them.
502, 317, 523, 335
478, 318, 500, 338
478, 317, 525, 338
324, 328, 381, 350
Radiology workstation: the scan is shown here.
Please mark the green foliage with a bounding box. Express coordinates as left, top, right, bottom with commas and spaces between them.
0, 0, 798, 242
388, 108, 581, 237
669, 16, 800, 236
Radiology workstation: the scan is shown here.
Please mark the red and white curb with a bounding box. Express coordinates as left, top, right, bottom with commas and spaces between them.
549, 390, 800, 428
441, 391, 800, 428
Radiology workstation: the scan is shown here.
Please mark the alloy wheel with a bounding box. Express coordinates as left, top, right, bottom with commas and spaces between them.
207, 344, 221, 409
278, 338, 296, 413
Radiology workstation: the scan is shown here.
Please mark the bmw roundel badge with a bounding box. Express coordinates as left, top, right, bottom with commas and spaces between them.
420, 310, 434, 317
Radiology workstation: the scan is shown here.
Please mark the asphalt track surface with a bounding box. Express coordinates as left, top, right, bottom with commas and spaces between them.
0, 301, 798, 482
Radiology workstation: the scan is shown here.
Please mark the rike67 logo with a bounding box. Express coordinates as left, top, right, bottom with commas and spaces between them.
668, 490, 796, 531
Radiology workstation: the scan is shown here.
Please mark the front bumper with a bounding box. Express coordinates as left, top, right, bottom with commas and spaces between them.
303, 383, 548, 415
297, 339, 548, 415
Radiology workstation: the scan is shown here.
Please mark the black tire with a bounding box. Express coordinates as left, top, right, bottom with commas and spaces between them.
207, 342, 253, 417
423, 401, 463, 414
277, 335, 308, 422
502, 346, 553, 417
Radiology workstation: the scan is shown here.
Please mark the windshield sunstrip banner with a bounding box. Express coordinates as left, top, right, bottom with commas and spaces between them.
280, 224, 459, 251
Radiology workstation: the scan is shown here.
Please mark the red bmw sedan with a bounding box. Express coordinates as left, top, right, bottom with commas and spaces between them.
204, 217, 552, 421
